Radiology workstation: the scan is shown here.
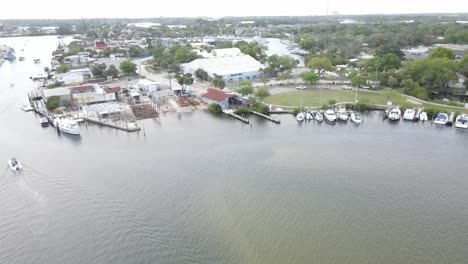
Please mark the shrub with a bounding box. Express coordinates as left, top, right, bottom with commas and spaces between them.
355, 102, 371, 112
448, 101, 463, 107
46, 96, 60, 111
47, 83, 60, 89
328, 99, 337, 105
292, 107, 301, 115
208, 103, 222, 114
234, 107, 250, 115
424, 107, 443, 119
252, 102, 269, 114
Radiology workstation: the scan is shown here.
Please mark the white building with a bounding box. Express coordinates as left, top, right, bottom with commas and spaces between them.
181, 53, 264, 83
137, 80, 160, 92
54, 73, 84, 85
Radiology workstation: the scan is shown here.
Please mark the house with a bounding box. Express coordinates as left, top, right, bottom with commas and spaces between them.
95, 40, 108, 49
137, 80, 160, 92
181, 54, 264, 83
201, 88, 240, 109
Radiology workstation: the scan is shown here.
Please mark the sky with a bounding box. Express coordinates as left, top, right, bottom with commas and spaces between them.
2, 0, 468, 19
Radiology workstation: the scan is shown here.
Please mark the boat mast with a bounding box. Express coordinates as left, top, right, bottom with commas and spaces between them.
353, 86, 358, 111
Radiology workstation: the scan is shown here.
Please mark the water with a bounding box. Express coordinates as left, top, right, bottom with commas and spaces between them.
1, 36, 468, 264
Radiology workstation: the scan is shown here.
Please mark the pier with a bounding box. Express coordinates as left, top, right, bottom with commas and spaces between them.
250, 110, 281, 124
223, 110, 250, 124
83, 117, 140, 132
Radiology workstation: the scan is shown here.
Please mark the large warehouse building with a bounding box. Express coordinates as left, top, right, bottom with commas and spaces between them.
181, 48, 264, 84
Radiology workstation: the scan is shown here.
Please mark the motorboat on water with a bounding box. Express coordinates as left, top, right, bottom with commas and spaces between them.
296, 112, 305, 122
33, 58, 41, 64
419, 112, 428, 121
455, 114, 468, 129
315, 111, 324, 122
350, 111, 362, 123
336, 108, 349, 121
434, 113, 448, 125
387, 107, 401, 121
19, 56, 25, 61
21, 104, 34, 112
305, 112, 313, 120
324, 109, 337, 122
54, 118, 80, 135
403, 109, 416, 121
8, 158, 22, 172
39, 117, 49, 127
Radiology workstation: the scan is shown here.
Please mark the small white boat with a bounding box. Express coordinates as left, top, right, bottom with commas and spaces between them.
33, 58, 41, 64
305, 112, 313, 120
350, 111, 362, 123
434, 113, 448, 125
39, 117, 49, 127
315, 111, 324, 122
8, 158, 22, 172
387, 107, 401, 121
296, 112, 305, 122
336, 108, 349, 121
54, 118, 80, 135
455, 114, 468, 129
21, 105, 34, 112
324, 109, 337, 122
419, 112, 428, 121
403, 109, 416, 121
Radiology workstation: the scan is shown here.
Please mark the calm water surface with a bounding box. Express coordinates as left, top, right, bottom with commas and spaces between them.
1, 36, 468, 264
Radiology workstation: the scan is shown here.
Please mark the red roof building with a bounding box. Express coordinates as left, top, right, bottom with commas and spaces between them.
201, 88, 239, 109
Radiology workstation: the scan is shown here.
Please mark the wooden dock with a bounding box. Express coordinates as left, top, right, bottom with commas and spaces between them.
83, 117, 141, 132
250, 110, 281, 124
223, 110, 250, 124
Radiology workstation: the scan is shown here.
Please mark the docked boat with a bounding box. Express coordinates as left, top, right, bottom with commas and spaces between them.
305, 112, 313, 120
54, 118, 80, 135
350, 111, 362, 124
20, 104, 34, 112
455, 114, 468, 129
296, 112, 305, 122
315, 111, 324, 122
403, 109, 416, 121
324, 109, 337, 122
39, 117, 49, 127
19, 56, 25, 61
419, 112, 428, 122
336, 108, 349, 121
33, 58, 41, 64
387, 107, 401, 121
434, 113, 449, 125
8, 158, 22, 172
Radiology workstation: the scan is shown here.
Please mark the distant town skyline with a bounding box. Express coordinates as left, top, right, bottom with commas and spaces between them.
2, 0, 468, 19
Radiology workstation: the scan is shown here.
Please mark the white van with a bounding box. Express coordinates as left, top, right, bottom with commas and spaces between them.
110, 55, 116, 61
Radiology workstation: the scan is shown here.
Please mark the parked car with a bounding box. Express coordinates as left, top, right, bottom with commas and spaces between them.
342, 85, 352, 90
296, 85, 306, 90
361, 85, 370, 89
322, 85, 330, 89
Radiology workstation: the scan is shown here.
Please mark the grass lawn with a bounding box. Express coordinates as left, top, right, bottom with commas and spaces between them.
264, 89, 408, 107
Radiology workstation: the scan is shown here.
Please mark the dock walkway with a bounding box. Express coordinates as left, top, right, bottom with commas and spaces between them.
223, 110, 250, 124
250, 111, 281, 124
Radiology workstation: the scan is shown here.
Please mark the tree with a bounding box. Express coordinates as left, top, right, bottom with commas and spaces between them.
351, 75, 367, 88
56, 24, 73, 35
102, 48, 111, 57
105, 65, 119, 78
376, 44, 405, 60
255, 87, 270, 100
237, 80, 254, 96
263, 55, 298, 77
128, 45, 145, 58
46, 96, 60, 111
194, 68, 209, 81
208, 103, 223, 114
92, 63, 107, 78
56, 64, 70, 74
176, 73, 194, 90
300, 72, 319, 86
212, 74, 225, 89
119, 60, 137, 75
387, 76, 399, 88
429, 47, 456, 60
306, 57, 334, 78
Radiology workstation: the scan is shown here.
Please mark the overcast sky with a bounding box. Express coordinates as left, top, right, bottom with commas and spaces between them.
2, 0, 468, 19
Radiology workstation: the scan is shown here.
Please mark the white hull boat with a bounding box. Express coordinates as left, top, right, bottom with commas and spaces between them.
324, 109, 337, 122
350, 112, 362, 123
336, 109, 349, 121
387, 107, 401, 121
8, 158, 22, 172
419, 112, 428, 121
305, 112, 313, 120
39, 117, 49, 127
403, 109, 416, 121
315, 111, 324, 122
434, 113, 448, 125
296, 112, 305, 122
21, 105, 34, 112
455, 114, 468, 129
54, 118, 80, 135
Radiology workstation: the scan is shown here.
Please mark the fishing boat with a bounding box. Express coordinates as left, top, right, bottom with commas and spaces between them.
350, 111, 362, 124
19, 56, 25, 61
455, 114, 468, 129
20, 104, 34, 112
403, 109, 416, 121
305, 112, 313, 120
39, 117, 49, 127
315, 111, 324, 122
54, 118, 80, 135
296, 112, 305, 122
434, 113, 448, 125
387, 107, 401, 121
419, 112, 428, 122
324, 109, 337, 122
8, 158, 22, 172
336, 108, 349, 121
